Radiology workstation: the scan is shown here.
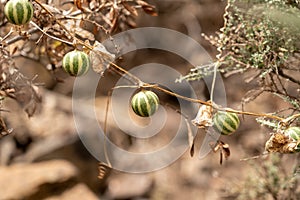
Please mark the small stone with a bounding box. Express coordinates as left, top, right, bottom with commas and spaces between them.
0, 160, 78, 200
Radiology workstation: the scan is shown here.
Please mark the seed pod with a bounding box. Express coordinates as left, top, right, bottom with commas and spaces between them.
62, 50, 90, 76
213, 111, 240, 135
131, 90, 159, 117
4, 0, 34, 25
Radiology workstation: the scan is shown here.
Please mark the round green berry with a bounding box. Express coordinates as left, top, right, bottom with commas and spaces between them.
213, 111, 240, 135
62, 50, 90, 76
4, 0, 34, 25
285, 127, 300, 151
285, 127, 300, 141
131, 90, 159, 117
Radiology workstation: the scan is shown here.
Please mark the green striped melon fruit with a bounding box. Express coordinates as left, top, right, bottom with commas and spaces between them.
213, 111, 240, 135
4, 0, 34, 25
285, 127, 300, 141
285, 127, 300, 150
62, 50, 90, 76
131, 90, 159, 117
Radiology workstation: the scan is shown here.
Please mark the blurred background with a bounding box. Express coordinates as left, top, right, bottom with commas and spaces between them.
0, 0, 299, 199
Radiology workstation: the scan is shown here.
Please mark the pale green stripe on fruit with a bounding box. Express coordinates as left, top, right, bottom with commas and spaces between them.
213, 112, 239, 135
72, 53, 79, 75
77, 53, 82, 75
132, 93, 144, 116
62, 51, 89, 76
144, 92, 152, 116
15, 2, 23, 25
133, 93, 141, 116
131, 91, 159, 117
6, 2, 16, 24
147, 91, 159, 115
63, 53, 72, 75
226, 113, 239, 130
138, 92, 149, 117
25, 1, 33, 23
286, 127, 300, 141
4, 0, 33, 25
290, 132, 300, 141
214, 115, 234, 135
79, 52, 89, 76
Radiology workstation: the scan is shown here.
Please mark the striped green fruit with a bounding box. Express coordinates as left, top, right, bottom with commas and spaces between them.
285, 127, 300, 141
213, 111, 240, 135
131, 90, 159, 117
62, 50, 90, 76
285, 127, 300, 150
4, 0, 34, 25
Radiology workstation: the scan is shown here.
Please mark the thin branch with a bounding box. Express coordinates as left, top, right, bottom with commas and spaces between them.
32, 0, 289, 124
5, 28, 39, 46
278, 69, 300, 86
29, 21, 73, 45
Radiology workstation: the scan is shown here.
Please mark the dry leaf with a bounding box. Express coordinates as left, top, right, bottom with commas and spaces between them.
192, 103, 213, 128
90, 41, 115, 75
210, 140, 230, 165
265, 132, 299, 153
190, 142, 195, 157
137, 0, 157, 16
74, 0, 83, 11
75, 27, 95, 41
74, 0, 91, 12
122, 2, 138, 16
125, 18, 137, 28
41, 3, 62, 14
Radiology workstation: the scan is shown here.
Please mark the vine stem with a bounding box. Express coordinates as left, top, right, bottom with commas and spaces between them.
210, 0, 231, 104
150, 84, 284, 121
32, 0, 287, 123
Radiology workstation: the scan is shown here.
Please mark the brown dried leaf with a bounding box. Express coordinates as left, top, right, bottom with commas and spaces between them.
107, 7, 116, 22
74, 0, 83, 11
265, 132, 299, 154
11, 46, 18, 55
210, 140, 230, 165
222, 143, 230, 160
281, 142, 298, 153
74, 0, 92, 12
122, 2, 138, 16
126, 18, 137, 28
0, 117, 12, 139
41, 3, 62, 14
192, 103, 213, 128
190, 142, 195, 157
90, 41, 115, 75
75, 27, 95, 41
137, 0, 157, 16
141, 6, 157, 16
110, 16, 119, 33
